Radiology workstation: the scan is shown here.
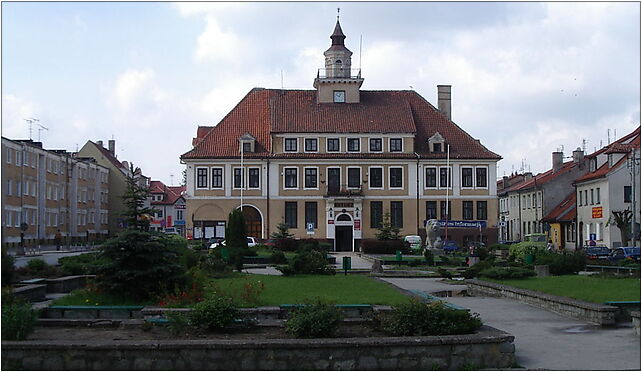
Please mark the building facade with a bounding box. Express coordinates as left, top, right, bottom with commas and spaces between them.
2, 137, 109, 246
149, 181, 187, 236
574, 127, 640, 248
498, 148, 589, 247
181, 19, 501, 251
77, 139, 150, 235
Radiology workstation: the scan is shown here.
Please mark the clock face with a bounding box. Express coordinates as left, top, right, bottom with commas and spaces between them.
333, 91, 346, 103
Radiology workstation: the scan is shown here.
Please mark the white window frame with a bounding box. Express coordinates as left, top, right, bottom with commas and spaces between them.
247, 167, 261, 189
284, 138, 298, 153
6, 179, 12, 196
326, 167, 342, 188
346, 166, 362, 189
195, 167, 209, 190
15, 151, 21, 166
232, 167, 245, 189
368, 166, 384, 190
347, 138, 360, 153
438, 166, 452, 189
461, 166, 474, 189
304, 138, 319, 153
424, 166, 438, 189
303, 167, 319, 190
6, 148, 12, 164
326, 138, 340, 152
474, 166, 489, 189
368, 137, 383, 153
210, 167, 224, 189
389, 137, 403, 152
389, 166, 404, 190
283, 167, 299, 190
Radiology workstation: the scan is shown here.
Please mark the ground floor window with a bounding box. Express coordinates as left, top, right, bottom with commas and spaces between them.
391, 201, 403, 228
305, 202, 317, 228
462, 201, 474, 220
371, 201, 383, 228
426, 201, 437, 219
285, 202, 297, 228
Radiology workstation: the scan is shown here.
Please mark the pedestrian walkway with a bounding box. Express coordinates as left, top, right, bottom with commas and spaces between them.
382, 278, 641, 370
6, 244, 96, 257
331, 252, 373, 270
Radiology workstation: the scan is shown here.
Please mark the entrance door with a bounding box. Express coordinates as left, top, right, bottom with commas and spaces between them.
328, 168, 340, 194
335, 226, 353, 252
241, 206, 262, 239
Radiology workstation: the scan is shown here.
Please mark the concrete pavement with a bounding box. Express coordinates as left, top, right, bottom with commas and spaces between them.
382, 278, 641, 370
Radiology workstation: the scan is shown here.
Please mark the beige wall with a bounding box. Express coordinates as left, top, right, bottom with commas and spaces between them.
317, 82, 360, 103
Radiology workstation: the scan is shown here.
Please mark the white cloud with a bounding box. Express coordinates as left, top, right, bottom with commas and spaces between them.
111, 68, 158, 111
1, 94, 41, 139
174, 2, 247, 17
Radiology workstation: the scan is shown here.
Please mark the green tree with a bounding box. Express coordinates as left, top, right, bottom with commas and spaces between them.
225, 209, 248, 271
121, 164, 155, 231
376, 212, 401, 240
271, 221, 294, 239
607, 209, 633, 246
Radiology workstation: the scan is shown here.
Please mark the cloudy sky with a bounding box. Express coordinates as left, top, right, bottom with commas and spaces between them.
2, 2, 640, 185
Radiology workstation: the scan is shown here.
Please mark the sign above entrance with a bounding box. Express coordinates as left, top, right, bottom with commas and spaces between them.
592, 207, 603, 219
354, 220, 361, 230
425, 220, 487, 229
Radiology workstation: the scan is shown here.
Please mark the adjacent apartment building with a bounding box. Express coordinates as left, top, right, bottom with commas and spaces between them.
149, 180, 187, 236
77, 139, 150, 235
574, 127, 640, 248
2, 137, 109, 247
181, 18, 501, 251
498, 148, 589, 247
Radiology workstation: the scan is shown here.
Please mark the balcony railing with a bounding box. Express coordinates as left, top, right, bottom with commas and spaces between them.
316, 68, 362, 79
325, 184, 363, 197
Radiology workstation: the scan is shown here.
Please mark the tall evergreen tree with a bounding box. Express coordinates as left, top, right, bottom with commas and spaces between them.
225, 208, 248, 271
121, 164, 155, 231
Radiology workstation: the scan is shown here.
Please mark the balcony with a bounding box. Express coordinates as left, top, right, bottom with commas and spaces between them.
316, 68, 362, 79
325, 184, 363, 198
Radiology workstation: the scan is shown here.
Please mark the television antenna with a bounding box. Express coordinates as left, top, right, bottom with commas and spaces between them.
170, 174, 174, 185
36, 122, 49, 142
23, 118, 39, 140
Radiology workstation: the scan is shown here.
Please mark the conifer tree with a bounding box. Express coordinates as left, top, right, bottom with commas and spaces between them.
225, 209, 248, 271
121, 164, 155, 231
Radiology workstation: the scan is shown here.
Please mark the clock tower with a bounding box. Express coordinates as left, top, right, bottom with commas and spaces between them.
313, 14, 364, 104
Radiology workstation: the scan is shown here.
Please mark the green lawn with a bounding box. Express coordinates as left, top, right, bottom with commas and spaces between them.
489, 275, 641, 303
208, 274, 410, 306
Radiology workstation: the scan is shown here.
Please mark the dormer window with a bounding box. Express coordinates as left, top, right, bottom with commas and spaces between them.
428, 132, 446, 153
239, 133, 256, 153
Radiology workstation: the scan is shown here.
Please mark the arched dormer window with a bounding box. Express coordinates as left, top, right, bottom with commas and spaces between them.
239, 133, 256, 153
428, 132, 446, 153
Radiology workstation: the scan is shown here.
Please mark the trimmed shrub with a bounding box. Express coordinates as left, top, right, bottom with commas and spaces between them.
1, 292, 37, 340
26, 258, 46, 271
278, 248, 335, 276
534, 251, 585, 275
462, 259, 494, 279
276, 238, 299, 252
59, 252, 108, 276
479, 267, 536, 280
378, 299, 482, 336
196, 255, 232, 278
285, 302, 343, 338
2, 248, 15, 286
424, 249, 434, 266
270, 250, 288, 264
361, 239, 407, 254
188, 296, 239, 331
437, 267, 453, 279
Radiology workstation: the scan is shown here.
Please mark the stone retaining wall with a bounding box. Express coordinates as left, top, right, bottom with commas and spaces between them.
632, 311, 640, 336
12, 284, 47, 302
467, 279, 617, 326
1, 325, 515, 370
45, 275, 93, 293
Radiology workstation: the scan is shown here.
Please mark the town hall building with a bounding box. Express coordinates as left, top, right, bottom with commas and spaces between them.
181, 18, 501, 251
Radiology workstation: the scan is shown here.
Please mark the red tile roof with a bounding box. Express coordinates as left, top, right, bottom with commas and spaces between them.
574, 127, 640, 184
503, 160, 579, 193
542, 192, 576, 222
192, 126, 214, 147
181, 88, 501, 160
149, 180, 185, 206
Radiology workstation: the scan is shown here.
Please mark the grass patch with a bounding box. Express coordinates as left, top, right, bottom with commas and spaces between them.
488, 275, 640, 303
208, 274, 409, 306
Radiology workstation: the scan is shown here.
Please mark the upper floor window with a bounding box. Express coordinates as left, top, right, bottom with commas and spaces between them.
6, 148, 12, 164
389, 167, 403, 188
347, 138, 360, 152
211, 168, 223, 189
196, 168, 208, 189
242, 142, 252, 153
624, 186, 632, 203
390, 138, 403, 152
596, 188, 600, 204
369, 167, 383, 188
425, 167, 437, 188
433, 143, 442, 152
284, 138, 298, 152
304, 168, 318, 189
347, 168, 361, 188
428, 132, 445, 153
327, 138, 340, 152
461, 167, 473, 188
476, 167, 488, 188
284, 168, 298, 189
233, 168, 243, 189
369, 138, 382, 152
248, 168, 260, 188
304, 138, 318, 152
439, 167, 451, 188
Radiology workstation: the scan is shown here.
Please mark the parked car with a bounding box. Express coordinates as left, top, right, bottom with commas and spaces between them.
609, 247, 640, 263
163, 227, 179, 235
584, 246, 611, 260
442, 240, 459, 253
403, 235, 422, 252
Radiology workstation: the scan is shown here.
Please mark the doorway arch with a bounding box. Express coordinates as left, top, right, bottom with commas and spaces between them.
238, 205, 263, 239
334, 213, 353, 252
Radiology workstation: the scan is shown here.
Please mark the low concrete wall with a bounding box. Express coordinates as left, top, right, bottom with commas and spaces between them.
1, 325, 515, 370
45, 275, 93, 293
12, 284, 47, 302
632, 311, 640, 336
467, 279, 618, 326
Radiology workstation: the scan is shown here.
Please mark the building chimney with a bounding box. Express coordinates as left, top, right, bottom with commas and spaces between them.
524, 172, 533, 181
97, 140, 103, 148
108, 140, 115, 156
572, 147, 584, 163
552, 151, 563, 172
502, 175, 508, 189
437, 85, 452, 120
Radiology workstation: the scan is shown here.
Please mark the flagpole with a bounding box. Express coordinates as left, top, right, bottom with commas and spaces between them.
240, 143, 244, 212
445, 144, 450, 242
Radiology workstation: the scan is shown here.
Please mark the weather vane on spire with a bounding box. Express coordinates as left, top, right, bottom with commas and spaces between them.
337, 7, 340, 21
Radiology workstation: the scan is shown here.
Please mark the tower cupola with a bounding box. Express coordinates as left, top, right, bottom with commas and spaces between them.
314, 11, 364, 104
